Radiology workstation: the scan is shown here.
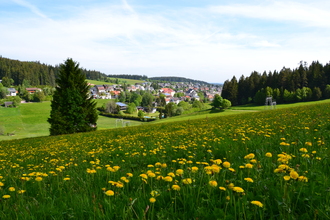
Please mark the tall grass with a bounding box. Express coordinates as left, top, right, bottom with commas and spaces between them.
0, 102, 329, 219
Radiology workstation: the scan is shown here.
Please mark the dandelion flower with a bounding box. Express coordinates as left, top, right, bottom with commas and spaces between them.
149, 197, 156, 203
150, 190, 160, 197
265, 152, 272, 157
298, 176, 308, 182
209, 180, 218, 187
176, 169, 184, 175
172, 185, 181, 191
9, 187, 15, 191
251, 201, 263, 208
105, 190, 114, 196
223, 161, 231, 168
63, 178, 70, 181
299, 148, 308, 153
245, 163, 253, 169
35, 177, 43, 182
182, 178, 192, 185
290, 170, 299, 180
2, 195, 10, 199
226, 196, 230, 201
0, 182, 4, 186
164, 176, 173, 182
283, 176, 291, 181
219, 186, 226, 191
18, 190, 26, 194
233, 187, 244, 193
244, 178, 254, 183
139, 174, 148, 179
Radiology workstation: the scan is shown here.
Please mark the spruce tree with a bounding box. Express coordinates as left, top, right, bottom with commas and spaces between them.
48, 58, 98, 135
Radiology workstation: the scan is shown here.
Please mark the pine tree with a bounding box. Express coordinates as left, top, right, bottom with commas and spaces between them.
48, 58, 98, 135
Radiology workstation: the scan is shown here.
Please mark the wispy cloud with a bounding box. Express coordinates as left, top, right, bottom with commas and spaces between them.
11, 0, 48, 18
1, 1, 330, 82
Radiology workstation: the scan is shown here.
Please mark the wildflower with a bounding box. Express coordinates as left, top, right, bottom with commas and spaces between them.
113, 166, 120, 171
140, 174, 148, 179
147, 164, 154, 168
9, 187, 15, 191
305, 142, 312, 146
228, 183, 235, 190
147, 172, 156, 178
244, 153, 255, 160
2, 195, 10, 199
18, 190, 26, 194
105, 190, 114, 196
265, 152, 272, 157
168, 172, 175, 177
289, 170, 299, 180
35, 177, 43, 182
245, 163, 253, 169
0, 182, 4, 186
149, 197, 156, 203
251, 201, 263, 208
283, 176, 291, 181
219, 187, 226, 191
223, 161, 231, 168
172, 185, 181, 191
209, 180, 218, 187
191, 166, 199, 173
150, 190, 160, 197
228, 168, 236, 172
213, 159, 222, 164
164, 176, 173, 182
250, 159, 257, 164
298, 176, 308, 182
244, 178, 254, 183
126, 173, 133, 177
176, 169, 184, 175
299, 148, 308, 153
161, 163, 167, 168
182, 178, 192, 185
233, 187, 244, 193
226, 196, 230, 201
63, 178, 70, 181
211, 165, 221, 173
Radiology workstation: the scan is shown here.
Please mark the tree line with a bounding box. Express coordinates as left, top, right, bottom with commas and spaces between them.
222, 61, 330, 106
0, 56, 108, 86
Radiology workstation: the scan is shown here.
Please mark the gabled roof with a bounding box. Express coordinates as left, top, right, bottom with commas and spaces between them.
116, 102, 127, 107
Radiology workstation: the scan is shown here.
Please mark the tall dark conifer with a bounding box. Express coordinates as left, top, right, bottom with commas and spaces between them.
48, 58, 98, 135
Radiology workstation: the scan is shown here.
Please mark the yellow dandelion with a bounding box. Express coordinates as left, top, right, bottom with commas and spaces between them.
164, 176, 173, 182
223, 161, 231, 168
0, 182, 4, 186
265, 152, 272, 157
126, 173, 133, 177
191, 167, 199, 173
176, 169, 184, 175
245, 163, 253, 169
244, 178, 254, 183
226, 196, 230, 201
233, 187, 244, 193
9, 187, 15, 191
251, 201, 263, 208
182, 178, 192, 185
289, 170, 299, 180
35, 177, 43, 182
149, 197, 156, 203
172, 185, 181, 191
209, 180, 218, 187
139, 174, 148, 179
219, 186, 226, 191
18, 190, 26, 194
283, 176, 291, 181
150, 190, 160, 197
298, 176, 308, 182
63, 178, 70, 181
105, 190, 114, 196
299, 148, 308, 153
2, 195, 10, 199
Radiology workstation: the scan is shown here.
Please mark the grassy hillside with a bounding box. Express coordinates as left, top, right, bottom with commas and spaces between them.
87, 78, 145, 86
0, 102, 329, 219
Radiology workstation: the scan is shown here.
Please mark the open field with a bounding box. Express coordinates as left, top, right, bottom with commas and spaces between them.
1, 99, 330, 141
0, 102, 329, 219
87, 78, 145, 86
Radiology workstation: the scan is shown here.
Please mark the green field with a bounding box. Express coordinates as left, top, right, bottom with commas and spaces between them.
87, 78, 145, 86
2, 99, 330, 141
0, 101, 329, 219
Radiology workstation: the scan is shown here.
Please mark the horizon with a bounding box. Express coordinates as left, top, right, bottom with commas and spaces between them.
1, 0, 330, 83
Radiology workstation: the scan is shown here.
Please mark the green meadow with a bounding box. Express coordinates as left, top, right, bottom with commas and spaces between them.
0, 101, 329, 219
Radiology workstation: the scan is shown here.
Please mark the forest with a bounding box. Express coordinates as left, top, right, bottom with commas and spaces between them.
222, 61, 330, 105
0, 56, 107, 86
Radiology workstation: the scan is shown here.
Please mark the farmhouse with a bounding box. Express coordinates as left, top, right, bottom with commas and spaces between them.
26, 88, 42, 94
7, 88, 17, 96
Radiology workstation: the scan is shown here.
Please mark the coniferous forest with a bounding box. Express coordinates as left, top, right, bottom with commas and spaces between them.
0, 56, 107, 86
222, 61, 330, 105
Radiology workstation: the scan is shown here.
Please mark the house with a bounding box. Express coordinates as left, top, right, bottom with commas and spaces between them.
160, 88, 175, 97
116, 102, 128, 110
26, 88, 42, 94
7, 88, 17, 96
95, 85, 106, 94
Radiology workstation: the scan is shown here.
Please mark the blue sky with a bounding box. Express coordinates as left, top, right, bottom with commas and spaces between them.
1, 0, 330, 83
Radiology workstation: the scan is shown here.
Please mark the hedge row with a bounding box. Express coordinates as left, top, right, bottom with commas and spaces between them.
99, 112, 157, 122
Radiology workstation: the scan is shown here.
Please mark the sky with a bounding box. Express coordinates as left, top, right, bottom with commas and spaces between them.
1, 0, 330, 83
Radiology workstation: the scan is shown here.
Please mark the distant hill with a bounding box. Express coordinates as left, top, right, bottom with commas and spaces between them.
0, 56, 108, 86
149, 76, 210, 85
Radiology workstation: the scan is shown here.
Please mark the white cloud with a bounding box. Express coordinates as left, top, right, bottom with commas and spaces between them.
11, 0, 48, 18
